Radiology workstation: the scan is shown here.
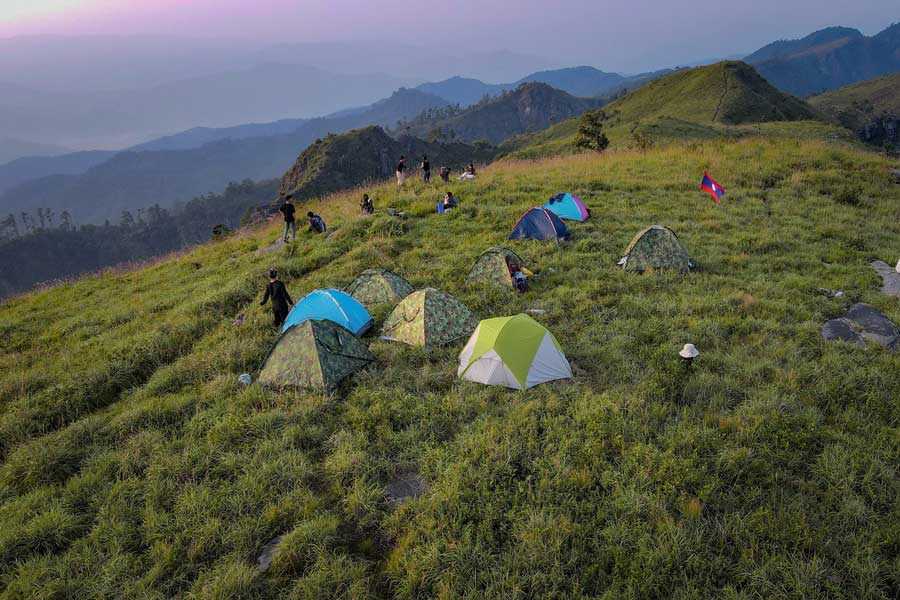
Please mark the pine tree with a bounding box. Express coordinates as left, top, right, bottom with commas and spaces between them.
574, 110, 610, 153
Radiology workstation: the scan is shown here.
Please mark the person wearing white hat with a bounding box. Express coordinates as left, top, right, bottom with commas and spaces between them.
679, 343, 699, 368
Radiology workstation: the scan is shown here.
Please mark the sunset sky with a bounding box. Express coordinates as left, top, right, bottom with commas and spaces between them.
1, 0, 896, 71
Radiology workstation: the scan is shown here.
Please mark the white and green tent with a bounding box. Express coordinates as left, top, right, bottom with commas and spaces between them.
458, 314, 572, 390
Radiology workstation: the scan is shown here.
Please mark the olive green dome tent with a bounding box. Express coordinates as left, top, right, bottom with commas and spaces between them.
380, 288, 478, 349
618, 225, 693, 273
458, 314, 572, 390
465, 247, 525, 290
259, 319, 375, 390
345, 269, 414, 308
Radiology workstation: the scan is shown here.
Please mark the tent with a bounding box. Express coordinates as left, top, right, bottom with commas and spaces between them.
508, 207, 569, 241
345, 269, 413, 309
282, 289, 373, 336
380, 288, 478, 348
618, 225, 693, 274
543, 193, 589, 221
259, 319, 374, 389
458, 314, 572, 390
466, 247, 525, 290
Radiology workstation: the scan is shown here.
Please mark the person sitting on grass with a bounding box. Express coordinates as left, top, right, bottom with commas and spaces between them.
260, 268, 294, 328
307, 211, 326, 234
360, 194, 374, 215
458, 162, 476, 180
443, 191, 458, 211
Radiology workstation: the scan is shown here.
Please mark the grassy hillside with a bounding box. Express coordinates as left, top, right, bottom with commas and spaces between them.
501, 62, 839, 160
2, 136, 900, 598
810, 72, 900, 130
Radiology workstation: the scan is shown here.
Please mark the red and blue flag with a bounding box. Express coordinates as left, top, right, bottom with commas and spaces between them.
700, 171, 725, 203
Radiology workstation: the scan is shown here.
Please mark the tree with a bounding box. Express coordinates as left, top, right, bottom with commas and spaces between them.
120, 210, 135, 228
575, 110, 609, 153
0, 214, 18, 241
59, 211, 74, 232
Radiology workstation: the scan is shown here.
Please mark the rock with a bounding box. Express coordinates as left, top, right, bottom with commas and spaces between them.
890, 168, 900, 181
822, 318, 866, 347
238, 373, 252, 386
823, 303, 900, 350
256, 238, 286, 255
256, 535, 283, 572
384, 473, 428, 509
871, 261, 900, 299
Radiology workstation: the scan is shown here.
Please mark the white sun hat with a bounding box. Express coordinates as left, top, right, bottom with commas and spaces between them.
679, 343, 699, 358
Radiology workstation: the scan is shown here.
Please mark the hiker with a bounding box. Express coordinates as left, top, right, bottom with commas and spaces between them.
307, 211, 326, 234
260, 269, 294, 328
360, 194, 374, 215
279, 195, 297, 242
458, 162, 476, 180
443, 191, 458, 211
439, 166, 451, 182
421, 155, 431, 183
396, 156, 407, 186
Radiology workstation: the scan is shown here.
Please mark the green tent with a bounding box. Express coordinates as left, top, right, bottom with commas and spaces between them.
458, 314, 571, 390
345, 269, 414, 308
259, 319, 375, 389
465, 247, 525, 290
618, 225, 693, 273
380, 288, 478, 349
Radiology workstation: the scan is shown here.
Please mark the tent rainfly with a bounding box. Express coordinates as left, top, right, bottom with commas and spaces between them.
508, 207, 570, 242
380, 288, 478, 349
282, 289, 373, 336
458, 314, 572, 390
345, 269, 414, 308
465, 247, 526, 290
618, 225, 693, 273
543, 193, 589, 221
259, 319, 375, 389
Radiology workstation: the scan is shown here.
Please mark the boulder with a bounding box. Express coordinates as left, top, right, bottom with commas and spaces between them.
256, 535, 283, 572
871, 261, 900, 298
384, 472, 428, 509
823, 303, 899, 350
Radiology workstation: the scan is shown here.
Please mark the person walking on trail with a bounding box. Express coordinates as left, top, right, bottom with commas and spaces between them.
279, 195, 297, 242
421, 155, 431, 183
307, 211, 326, 234
360, 193, 374, 215
260, 269, 294, 328
396, 156, 407, 186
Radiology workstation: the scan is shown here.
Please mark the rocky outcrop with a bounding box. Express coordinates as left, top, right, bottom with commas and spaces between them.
822, 303, 899, 350
860, 115, 900, 147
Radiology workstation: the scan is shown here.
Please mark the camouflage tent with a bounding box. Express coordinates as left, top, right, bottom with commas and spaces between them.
618, 225, 693, 274
466, 247, 525, 290
259, 319, 374, 390
380, 288, 478, 349
345, 269, 414, 308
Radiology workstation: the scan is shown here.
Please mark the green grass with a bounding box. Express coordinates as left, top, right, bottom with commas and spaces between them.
1, 136, 900, 598
809, 73, 900, 130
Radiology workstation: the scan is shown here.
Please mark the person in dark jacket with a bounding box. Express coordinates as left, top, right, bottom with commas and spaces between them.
260, 269, 294, 328
307, 211, 326, 233
421, 155, 431, 183
279, 195, 297, 242
360, 194, 374, 215
396, 156, 407, 186
439, 166, 451, 182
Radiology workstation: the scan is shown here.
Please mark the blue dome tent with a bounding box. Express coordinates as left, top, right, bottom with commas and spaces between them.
543, 193, 589, 221
508, 207, 570, 242
282, 289, 373, 336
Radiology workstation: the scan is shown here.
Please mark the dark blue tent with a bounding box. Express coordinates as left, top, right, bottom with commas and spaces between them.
508, 207, 570, 241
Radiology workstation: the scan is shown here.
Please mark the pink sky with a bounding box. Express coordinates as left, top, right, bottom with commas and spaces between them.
2, 0, 896, 72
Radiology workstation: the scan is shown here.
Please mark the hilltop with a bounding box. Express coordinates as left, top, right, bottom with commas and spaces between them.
746, 23, 900, 96
500, 61, 823, 159
278, 126, 495, 201
809, 73, 900, 147
398, 82, 604, 145
1, 131, 899, 597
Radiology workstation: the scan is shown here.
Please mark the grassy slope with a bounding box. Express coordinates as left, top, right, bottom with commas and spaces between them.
809, 73, 900, 130
501, 61, 832, 160
1, 137, 900, 598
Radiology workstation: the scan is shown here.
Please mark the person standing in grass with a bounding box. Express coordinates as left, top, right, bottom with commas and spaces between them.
421, 154, 431, 183
260, 269, 294, 328
396, 155, 407, 186
279, 195, 297, 242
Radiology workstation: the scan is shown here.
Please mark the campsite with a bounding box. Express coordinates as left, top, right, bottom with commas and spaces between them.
2, 4, 900, 598
2, 133, 900, 597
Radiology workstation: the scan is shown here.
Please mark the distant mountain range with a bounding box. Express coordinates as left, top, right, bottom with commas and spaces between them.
0, 88, 450, 224
745, 24, 900, 97
415, 66, 674, 107
809, 72, 900, 147
0, 138, 71, 165
398, 82, 605, 144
